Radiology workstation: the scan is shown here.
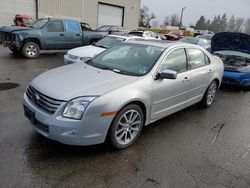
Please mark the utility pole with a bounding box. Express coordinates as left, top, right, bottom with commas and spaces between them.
179, 7, 186, 29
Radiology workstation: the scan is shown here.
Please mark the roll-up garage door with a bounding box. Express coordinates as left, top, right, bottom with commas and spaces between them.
0, 0, 36, 26
98, 3, 124, 27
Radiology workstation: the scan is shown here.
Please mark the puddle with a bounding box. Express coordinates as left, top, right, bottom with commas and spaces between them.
0, 83, 20, 91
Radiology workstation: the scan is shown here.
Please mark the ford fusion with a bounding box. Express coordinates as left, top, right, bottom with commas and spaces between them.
23, 40, 224, 149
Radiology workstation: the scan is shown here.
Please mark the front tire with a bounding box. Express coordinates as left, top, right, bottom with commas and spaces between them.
200, 80, 218, 108
21, 42, 40, 59
109, 104, 144, 149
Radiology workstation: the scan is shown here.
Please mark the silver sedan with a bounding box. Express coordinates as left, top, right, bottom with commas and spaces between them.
23, 40, 224, 149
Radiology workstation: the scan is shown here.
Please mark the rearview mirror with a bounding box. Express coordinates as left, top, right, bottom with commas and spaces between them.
155, 69, 177, 80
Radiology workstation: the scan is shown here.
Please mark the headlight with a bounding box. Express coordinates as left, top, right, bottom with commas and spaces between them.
62, 96, 97, 120
80, 56, 91, 62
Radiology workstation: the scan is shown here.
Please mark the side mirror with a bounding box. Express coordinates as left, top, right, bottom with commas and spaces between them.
155, 69, 177, 80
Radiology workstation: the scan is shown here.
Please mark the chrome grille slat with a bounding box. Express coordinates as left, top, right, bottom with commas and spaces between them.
26, 85, 65, 114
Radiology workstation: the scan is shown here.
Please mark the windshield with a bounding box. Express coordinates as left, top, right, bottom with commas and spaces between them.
168, 31, 181, 35
94, 36, 125, 48
29, 19, 49, 29
180, 38, 198, 45
87, 43, 165, 76
95, 26, 111, 32
22, 18, 33, 24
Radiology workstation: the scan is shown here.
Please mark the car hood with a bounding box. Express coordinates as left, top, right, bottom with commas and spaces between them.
211, 32, 250, 54
67, 45, 106, 58
0, 26, 33, 33
31, 63, 138, 101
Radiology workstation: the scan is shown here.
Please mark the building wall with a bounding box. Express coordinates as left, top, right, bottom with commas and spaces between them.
0, 0, 36, 26
38, 0, 141, 30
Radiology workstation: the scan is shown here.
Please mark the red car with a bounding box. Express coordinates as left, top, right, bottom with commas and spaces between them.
164, 30, 184, 41
13, 14, 33, 27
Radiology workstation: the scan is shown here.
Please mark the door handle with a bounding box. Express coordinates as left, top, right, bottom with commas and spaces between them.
183, 77, 189, 82
60, 33, 65, 36
208, 69, 213, 73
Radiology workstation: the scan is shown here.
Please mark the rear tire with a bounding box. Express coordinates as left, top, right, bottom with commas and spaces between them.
21, 42, 40, 59
200, 80, 218, 108
109, 104, 144, 149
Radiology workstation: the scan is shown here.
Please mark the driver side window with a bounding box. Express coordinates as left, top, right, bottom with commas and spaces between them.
160, 48, 188, 73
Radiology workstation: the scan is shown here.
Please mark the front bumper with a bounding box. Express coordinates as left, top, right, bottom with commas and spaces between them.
222, 71, 250, 87
22, 93, 114, 146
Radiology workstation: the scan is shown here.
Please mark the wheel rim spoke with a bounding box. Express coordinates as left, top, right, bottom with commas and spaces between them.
115, 109, 142, 145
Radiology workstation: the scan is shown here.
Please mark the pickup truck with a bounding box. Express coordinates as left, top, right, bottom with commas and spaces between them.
0, 18, 128, 58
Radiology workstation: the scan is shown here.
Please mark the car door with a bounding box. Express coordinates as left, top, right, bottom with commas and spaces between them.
151, 48, 191, 120
186, 48, 212, 105
64, 20, 82, 49
43, 20, 67, 49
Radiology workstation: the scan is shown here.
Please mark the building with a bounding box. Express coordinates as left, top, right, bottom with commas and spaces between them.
0, 0, 141, 30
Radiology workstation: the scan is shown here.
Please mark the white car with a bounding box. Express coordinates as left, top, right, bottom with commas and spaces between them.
64, 35, 142, 64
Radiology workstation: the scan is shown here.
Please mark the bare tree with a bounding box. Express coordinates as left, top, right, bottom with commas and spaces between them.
139, 6, 156, 28
227, 15, 236, 31
145, 13, 156, 27
164, 16, 170, 25
170, 14, 180, 27
245, 18, 250, 34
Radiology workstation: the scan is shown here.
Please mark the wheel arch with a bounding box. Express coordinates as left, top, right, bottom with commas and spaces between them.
22, 38, 41, 49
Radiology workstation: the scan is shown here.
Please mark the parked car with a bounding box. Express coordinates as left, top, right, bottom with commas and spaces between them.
196, 34, 214, 40
0, 18, 128, 59
164, 30, 184, 41
179, 37, 211, 51
211, 32, 250, 88
128, 31, 162, 40
0, 18, 87, 58
23, 40, 224, 149
64, 34, 143, 64
83, 25, 129, 45
13, 14, 33, 27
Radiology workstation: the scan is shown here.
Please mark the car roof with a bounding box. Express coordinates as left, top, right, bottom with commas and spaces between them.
39, 18, 78, 22
108, 34, 144, 40
125, 39, 199, 49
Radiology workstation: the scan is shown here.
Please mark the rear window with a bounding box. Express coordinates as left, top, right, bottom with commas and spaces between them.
128, 32, 143, 37
65, 21, 81, 33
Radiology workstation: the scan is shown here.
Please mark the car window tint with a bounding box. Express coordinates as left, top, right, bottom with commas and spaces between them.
47, 21, 64, 32
161, 48, 187, 73
65, 21, 81, 33
187, 49, 207, 69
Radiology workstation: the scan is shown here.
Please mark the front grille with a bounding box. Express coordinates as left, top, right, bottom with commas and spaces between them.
26, 85, 64, 114
68, 54, 79, 60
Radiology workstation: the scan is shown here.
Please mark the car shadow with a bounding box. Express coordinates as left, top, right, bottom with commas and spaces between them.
219, 84, 250, 92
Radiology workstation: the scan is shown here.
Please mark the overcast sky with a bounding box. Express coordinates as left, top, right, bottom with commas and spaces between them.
141, 0, 250, 26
